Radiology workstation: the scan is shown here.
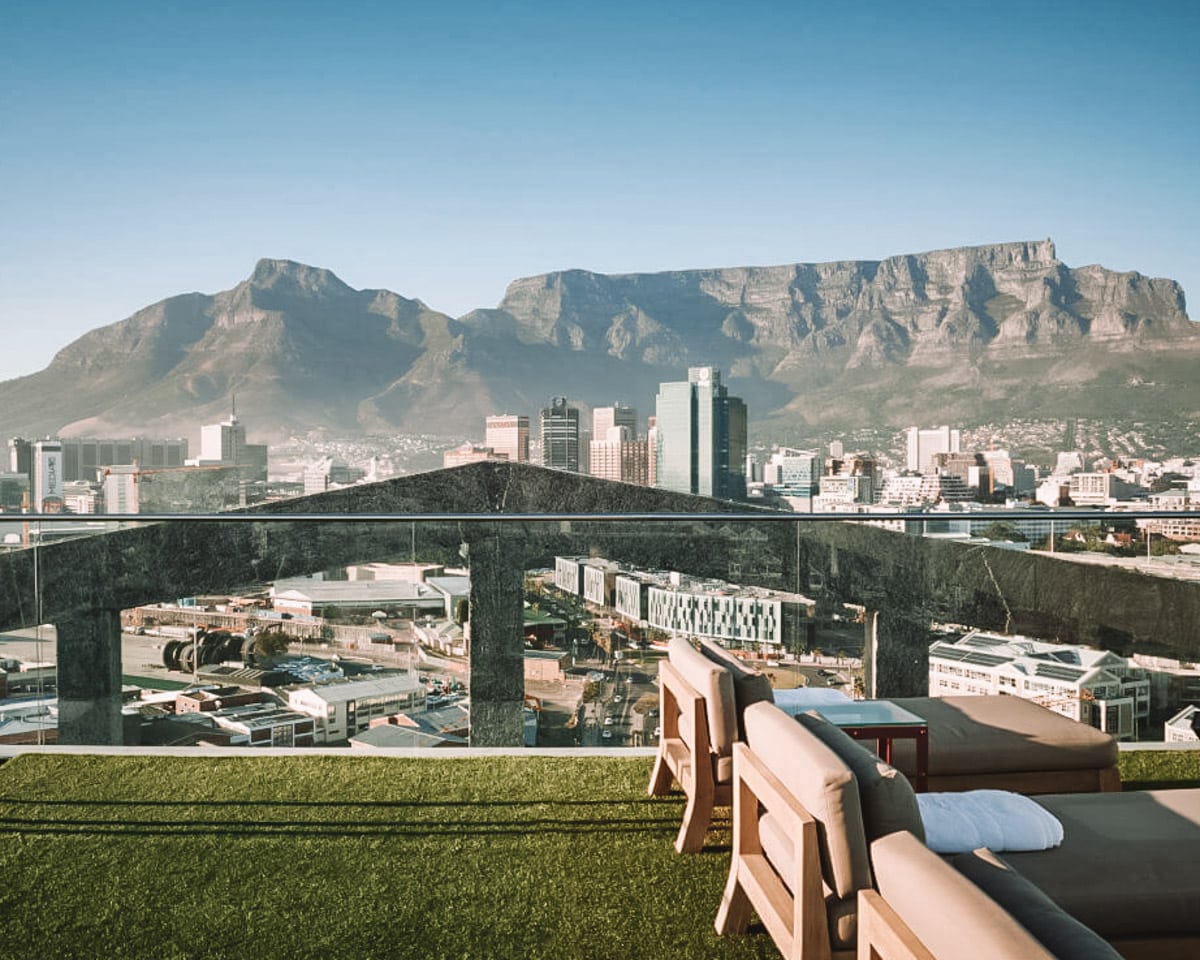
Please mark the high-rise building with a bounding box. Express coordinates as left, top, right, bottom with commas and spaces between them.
102, 465, 140, 514
654, 367, 747, 500
540, 398, 580, 472
906, 425, 961, 473
764, 448, 822, 511
485, 415, 529, 463
32, 438, 63, 511
186, 405, 268, 489
589, 426, 649, 486
592, 404, 638, 440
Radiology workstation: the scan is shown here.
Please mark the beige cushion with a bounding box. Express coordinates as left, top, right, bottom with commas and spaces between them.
951, 848, 1123, 960
698, 639, 774, 737
743, 701, 872, 901
792, 710, 925, 845
871, 831, 1055, 960
667, 637, 737, 763
1004, 789, 1200, 940
889, 696, 1118, 777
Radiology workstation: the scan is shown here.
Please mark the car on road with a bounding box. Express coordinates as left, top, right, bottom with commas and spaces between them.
601, 729, 613, 740
604, 716, 614, 725
652, 726, 661, 738
612, 694, 622, 704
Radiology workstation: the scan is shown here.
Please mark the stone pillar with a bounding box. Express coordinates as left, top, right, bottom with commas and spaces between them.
868, 609, 932, 699
463, 523, 526, 746
56, 608, 124, 745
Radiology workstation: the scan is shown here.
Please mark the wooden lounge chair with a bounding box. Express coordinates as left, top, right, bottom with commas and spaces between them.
715, 701, 1200, 960
860, 831, 1123, 959
649, 637, 1120, 853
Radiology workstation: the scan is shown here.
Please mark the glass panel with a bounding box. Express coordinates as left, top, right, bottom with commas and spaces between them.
0, 509, 1198, 750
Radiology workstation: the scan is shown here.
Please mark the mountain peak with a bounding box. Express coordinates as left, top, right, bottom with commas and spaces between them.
249, 258, 351, 296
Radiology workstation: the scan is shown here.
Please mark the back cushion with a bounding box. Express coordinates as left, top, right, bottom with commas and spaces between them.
871, 832, 1055, 960
698, 639, 774, 736
951, 848, 1124, 960
667, 637, 738, 759
793, 711, 925, 845
743, 701, 872, 900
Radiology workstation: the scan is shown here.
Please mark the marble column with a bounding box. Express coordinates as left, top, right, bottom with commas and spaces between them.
463, 523, 527, 746
56, 608, 124, 745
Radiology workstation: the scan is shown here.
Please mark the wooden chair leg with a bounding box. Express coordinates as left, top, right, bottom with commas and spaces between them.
647, 747, 675, 797
674, 788, 713, 854
715, 861, 752, 936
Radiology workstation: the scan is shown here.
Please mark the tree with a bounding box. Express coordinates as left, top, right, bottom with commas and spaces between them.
979, 521, 1027, 542
1150, 538, 1183, 557
253, 630, 293, 659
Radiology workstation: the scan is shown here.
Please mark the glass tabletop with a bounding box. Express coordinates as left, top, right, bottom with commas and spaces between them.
806, 699, 926, 728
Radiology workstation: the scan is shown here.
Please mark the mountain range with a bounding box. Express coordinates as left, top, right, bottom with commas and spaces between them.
0, 239, 1195, 446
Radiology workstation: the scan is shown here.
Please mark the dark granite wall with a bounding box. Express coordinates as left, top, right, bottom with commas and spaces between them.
1, 461, 1197, 742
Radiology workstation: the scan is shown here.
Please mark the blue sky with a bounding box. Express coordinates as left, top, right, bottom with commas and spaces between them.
1, 0, 1197, 381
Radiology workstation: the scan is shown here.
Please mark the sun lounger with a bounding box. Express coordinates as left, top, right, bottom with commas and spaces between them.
860, 831, 1123, 959
715, 701, 1200, 959
649, 638, 1120, 852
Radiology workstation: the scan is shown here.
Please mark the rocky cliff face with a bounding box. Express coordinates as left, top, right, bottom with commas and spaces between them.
490, 240, 1193, 376
0, 242, 1194, 443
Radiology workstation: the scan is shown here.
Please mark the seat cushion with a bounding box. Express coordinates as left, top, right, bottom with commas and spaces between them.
888, 696, 1117, 778
667, 637, 737, 764
951, 847, 1123, 960
743, 701, 872, 901
793, 710, 925, 845
871, 831, 1056, 960
1004, 789, 1200, 940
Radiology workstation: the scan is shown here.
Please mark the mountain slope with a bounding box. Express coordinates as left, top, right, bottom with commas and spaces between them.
0, 242, 1194, 444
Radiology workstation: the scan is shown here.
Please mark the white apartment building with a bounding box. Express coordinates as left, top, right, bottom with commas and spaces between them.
557, 556, 816, 652
1068, 472, 1145, 506
905, 426, 960, 473
286, 675, 426, 744
1164, 705, 1200, 743
877, 472, 970, 506
928, 630, 1150, 740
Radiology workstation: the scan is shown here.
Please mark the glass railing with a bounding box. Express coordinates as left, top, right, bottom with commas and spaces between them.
3, 508, 1200, 751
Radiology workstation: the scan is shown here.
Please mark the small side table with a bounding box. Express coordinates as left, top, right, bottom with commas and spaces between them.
809, 700, 930, 792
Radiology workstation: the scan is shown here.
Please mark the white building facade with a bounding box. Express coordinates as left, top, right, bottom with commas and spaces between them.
928, 630, 1149, 740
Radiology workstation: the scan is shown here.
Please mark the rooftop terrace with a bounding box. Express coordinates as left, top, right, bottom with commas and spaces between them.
1, 747, 1198, 960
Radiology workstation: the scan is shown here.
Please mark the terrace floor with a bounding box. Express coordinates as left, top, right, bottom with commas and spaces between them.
1, 749, 1199, 960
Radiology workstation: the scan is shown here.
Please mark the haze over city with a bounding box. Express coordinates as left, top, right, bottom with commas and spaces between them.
1, 0, 1197, 384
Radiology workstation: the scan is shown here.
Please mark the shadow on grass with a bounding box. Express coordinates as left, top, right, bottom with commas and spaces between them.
0, 796, 686, 835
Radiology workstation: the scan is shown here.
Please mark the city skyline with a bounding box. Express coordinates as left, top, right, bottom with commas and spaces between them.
1, 1, 1197, 383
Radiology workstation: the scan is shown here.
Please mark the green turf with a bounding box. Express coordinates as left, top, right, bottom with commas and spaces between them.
3, 749, 1197, 959
1119, 749, 1200, 791
0, 755, 774, 960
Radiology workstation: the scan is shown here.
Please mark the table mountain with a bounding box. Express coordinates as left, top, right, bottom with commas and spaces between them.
0, 240, 1194, 443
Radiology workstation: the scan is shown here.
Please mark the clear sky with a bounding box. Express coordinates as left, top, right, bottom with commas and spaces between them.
1, 0, 1197, 382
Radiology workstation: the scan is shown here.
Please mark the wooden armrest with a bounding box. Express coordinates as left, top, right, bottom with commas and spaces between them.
857, 890, 936, 960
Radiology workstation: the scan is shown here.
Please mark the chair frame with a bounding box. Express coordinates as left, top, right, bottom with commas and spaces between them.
646, 659, 732, 854
856, 890, 937, 960
713, 740, 853, 960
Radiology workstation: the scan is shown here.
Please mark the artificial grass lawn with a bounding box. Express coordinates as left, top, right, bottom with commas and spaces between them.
1119, 748, 1200, 791
3, 750, 1196, 960
0, 755, 775, 960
